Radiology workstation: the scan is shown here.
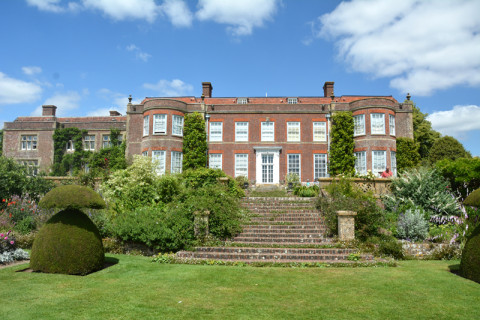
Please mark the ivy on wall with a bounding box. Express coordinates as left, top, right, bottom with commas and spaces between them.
329, 111, 355, 176
396, 137, 420, 172
183, 112, 207, 170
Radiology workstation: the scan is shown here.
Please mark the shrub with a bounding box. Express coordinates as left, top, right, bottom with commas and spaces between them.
182, 168, 244, 198
397, 209, 429, 241
428, 136, 471, 164
39, 185, 106, 210
460, 223, 480, 283
396, 137, 420, 171
108, 205, 194, 252
30, 209, 104, 275
464, 188, 480, 208
316, 177, 385, 240
436, 158, 480, 198
293, 185, 319, 197
329, 112, 355, 176
182, 112, 207, 170
378, 237, 405, 260
383, 167, 460, 218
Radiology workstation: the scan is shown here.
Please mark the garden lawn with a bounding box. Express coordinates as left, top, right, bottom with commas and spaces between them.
1, 255, 479, 320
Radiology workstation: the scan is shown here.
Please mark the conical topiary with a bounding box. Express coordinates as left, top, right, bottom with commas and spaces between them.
30, 185, 106, 275
460, 188, 480, 283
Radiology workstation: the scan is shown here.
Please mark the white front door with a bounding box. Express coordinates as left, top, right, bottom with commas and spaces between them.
256, 151, 280, 184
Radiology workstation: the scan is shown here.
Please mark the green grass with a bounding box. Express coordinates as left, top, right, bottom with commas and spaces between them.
1, 255, 479, 320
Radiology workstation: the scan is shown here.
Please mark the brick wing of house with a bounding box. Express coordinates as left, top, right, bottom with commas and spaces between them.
2, 81, 413, 182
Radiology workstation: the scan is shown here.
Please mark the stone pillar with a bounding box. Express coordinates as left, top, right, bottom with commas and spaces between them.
337, 211, 357, 241
194, 210, 210, 240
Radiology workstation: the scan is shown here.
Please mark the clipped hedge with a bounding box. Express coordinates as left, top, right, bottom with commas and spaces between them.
30, 209, 104, 275
39, 185, 106, 209
460, 223, 480, 283
464, 188, 480, 207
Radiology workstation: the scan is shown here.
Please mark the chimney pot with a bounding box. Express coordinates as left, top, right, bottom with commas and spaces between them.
110, 110, 121, 117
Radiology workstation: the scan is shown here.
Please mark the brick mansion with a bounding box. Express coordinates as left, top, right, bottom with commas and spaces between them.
2, 81, 413, 184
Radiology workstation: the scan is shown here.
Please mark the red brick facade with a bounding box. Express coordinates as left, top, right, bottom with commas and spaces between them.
2, 81, 413, 182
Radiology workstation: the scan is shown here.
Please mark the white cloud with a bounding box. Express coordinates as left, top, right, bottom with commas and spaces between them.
160, 0, 193, 27
428, 105, 480, 140
94, 88, 141, 115
143, 79, 193, 96
81, 0, 159, 23
315, 0, 480, 95
196, 0, 279, 36
126, 44, 152, 62
31, 91, 81, 116
26, 0, 65, 13
0, 72, 42, 105
22, 66, 43, 75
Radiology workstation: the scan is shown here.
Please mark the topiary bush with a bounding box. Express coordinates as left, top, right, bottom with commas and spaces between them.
39, 185, 105, 210
30, 209, 104, 275
460, 223, 480, 283
31, 185, 106, 275
464, 188, 480, 208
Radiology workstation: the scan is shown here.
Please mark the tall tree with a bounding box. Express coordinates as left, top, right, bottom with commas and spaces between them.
183, 112, 207, 170
412, 104, 441, 160
396, 137, 420, 171
429, 135, 471, 164
329, 111, 355, 176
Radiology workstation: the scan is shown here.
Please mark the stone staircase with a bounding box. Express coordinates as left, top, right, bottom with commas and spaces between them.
176, 197, 373, 263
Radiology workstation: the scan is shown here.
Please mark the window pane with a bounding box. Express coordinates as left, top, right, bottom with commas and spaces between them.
172, 115, 184, 136
391, 151, 397, 176
287, 122, 300, 142
389, 115, 396, 136
287, 98, 298, 104
314, 154, 327, 179
235, 122, 248, 142
153, 114, 167, 134
371, 114, 385, 134
372, 151, 386, 176
210, 122, 223, 141
143, 115, 149, 136
354, 151, 367, 175
261, 122, 274, 141
152, 150, 166, 174
235, 154, 248, 178
313, 122, 326, 141
209, 154, 222, 170
171, 151, 183, 173
287, 154, 301, 180
102, 135, 111, 148
354, 115, 365, 136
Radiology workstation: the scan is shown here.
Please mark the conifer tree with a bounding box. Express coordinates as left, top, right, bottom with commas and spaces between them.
329, 111, 355, 176
183, 112, 207, 170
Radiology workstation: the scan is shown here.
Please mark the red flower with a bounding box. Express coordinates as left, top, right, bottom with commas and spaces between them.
2, 199, 5, 202
21, 208, 24, 211
9, 213, 12, 218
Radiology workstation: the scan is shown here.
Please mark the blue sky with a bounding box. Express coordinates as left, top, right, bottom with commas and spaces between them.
1, 0, 479, 156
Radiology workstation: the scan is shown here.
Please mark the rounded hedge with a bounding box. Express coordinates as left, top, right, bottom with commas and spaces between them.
30, 208, 104, 275
460, 223, 480, 283
39, 185, 106, 209
464, 188, 480, 208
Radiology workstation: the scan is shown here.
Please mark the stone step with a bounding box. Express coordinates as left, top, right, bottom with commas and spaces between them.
233, 237, 329, 244
242, 224, 326, 230
249, 213, 320, 217
250, 217, 323, 223
236, 232, 325, 239
247, 209, 318, 214
242, 227, 327, 233
191, 246, 356, 255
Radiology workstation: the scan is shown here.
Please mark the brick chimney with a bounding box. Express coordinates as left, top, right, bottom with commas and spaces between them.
109, 110, 121, 116
323, 82, 334, 98
202, 82, 213, 98
42, 105, 57, 116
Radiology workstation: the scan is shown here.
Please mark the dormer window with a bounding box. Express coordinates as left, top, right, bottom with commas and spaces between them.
237, 98, 248, 104
287, 97, 298, 104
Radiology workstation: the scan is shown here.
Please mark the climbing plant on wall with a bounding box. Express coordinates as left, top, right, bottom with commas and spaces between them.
183, 112, 207, 170
329, 111, 355, 176
88, 128, 127, 175
51, 127, 89, 176
396, 137, 420, 171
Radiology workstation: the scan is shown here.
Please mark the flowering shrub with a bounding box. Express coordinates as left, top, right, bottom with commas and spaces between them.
397, 209, 429, 241
0, 195, 52, 235
0, 230, 29, 264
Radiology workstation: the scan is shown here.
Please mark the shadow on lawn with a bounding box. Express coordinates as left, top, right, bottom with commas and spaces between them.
448, 263, 461, 276
15, 256, 120, 276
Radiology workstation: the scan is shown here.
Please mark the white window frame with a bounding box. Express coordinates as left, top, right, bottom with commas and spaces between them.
209, 122, 223, 142
172, 115, 184, 136
66, 140, 75, 152
391, 151, 397, 177
237, 98, 248, 104
389, 114, 396, 136
287, 154, 301, 181
261, 121, 275, 142
209, 153, 222, 170
152, 150, 166, 175
354, 151, 367, 175
153, 114, 167, 135
314, 154, 328, 179
287, 122, 300, 142
171, 151, 183, 173
142, 151, 148, 156
21, 135, 37, 150
84, 135, 95, 151
235, 122, 249, 142
143, 115, 149, 136
353, 114, 365, 136
313, 122, 327, 141
235, 154, 248, 178
371, 113, 385, 135
102, 135, 111, 148
287, 97, 298, 104
372, 151, 387, 177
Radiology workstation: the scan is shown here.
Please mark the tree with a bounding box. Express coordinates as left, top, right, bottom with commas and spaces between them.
436, 157, 480, 198
183, 112, 207, 170
396, 137, 420, 171
428, 135, 471, 164
329, 111, 355, 176
412, 104, 441, 160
